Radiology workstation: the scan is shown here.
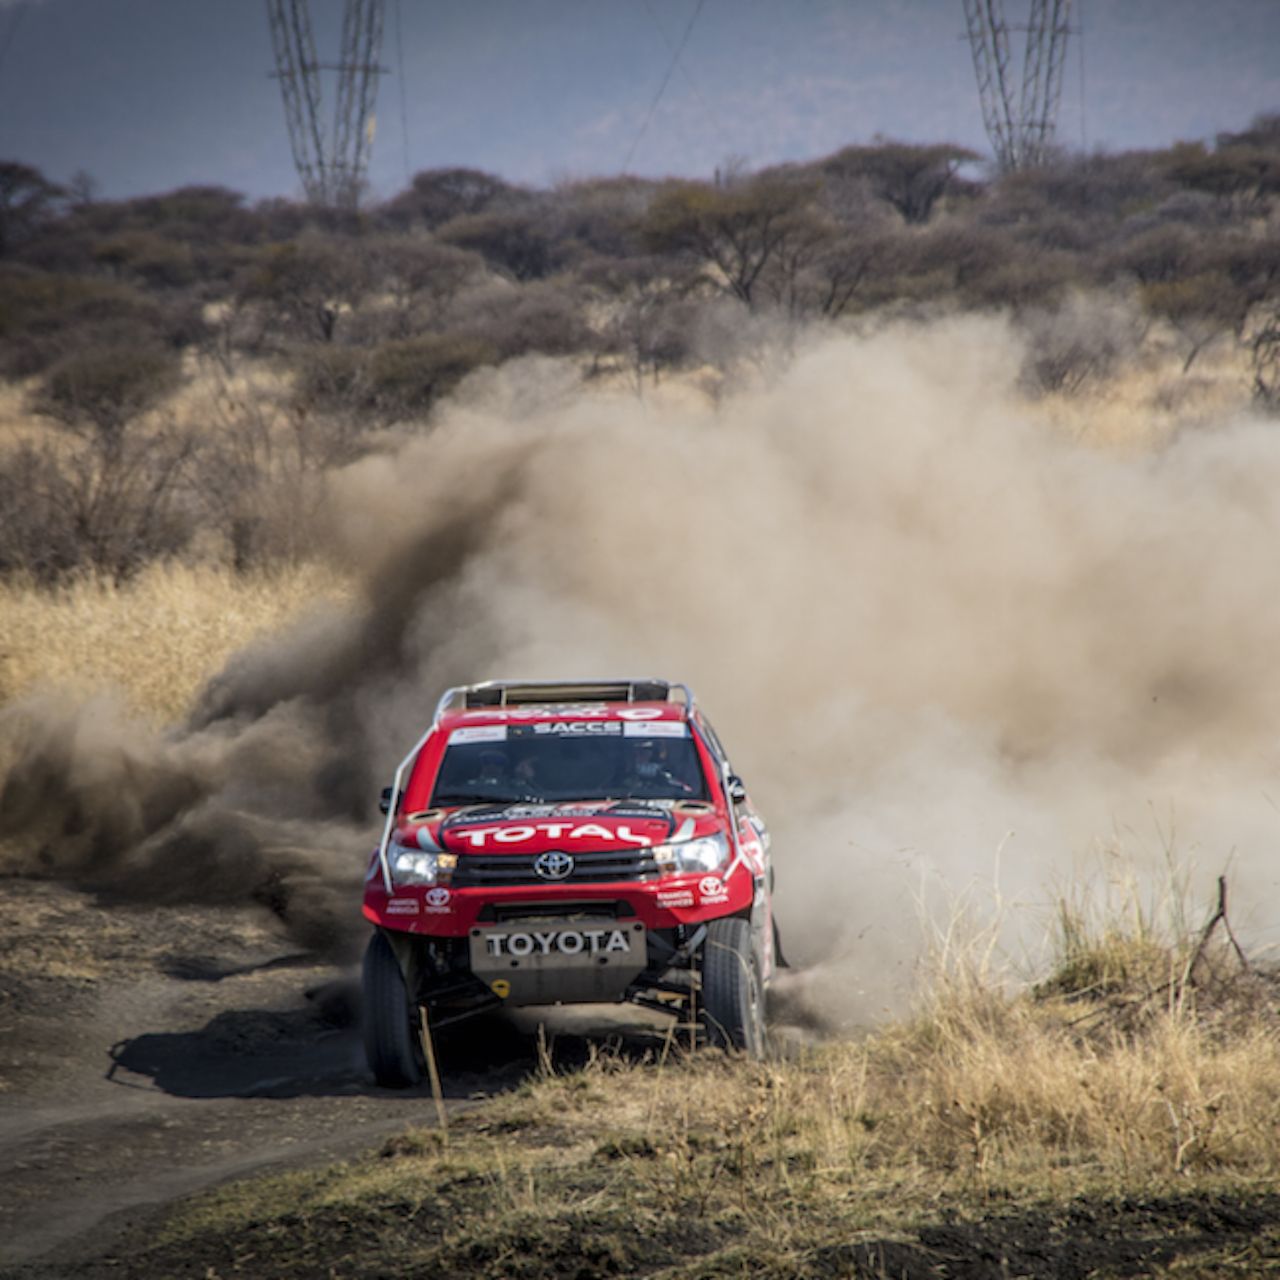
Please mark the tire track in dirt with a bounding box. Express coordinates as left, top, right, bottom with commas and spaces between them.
0, 881, 538, 1273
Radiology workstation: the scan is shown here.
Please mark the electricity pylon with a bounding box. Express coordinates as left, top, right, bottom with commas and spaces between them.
963, 0, 1071, 171
266, 0, 385, 209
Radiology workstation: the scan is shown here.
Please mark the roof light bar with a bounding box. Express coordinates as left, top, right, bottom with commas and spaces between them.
431, 679, 695, 723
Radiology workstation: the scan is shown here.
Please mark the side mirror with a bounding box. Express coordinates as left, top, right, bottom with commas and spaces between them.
379, 786, 399, 815
727, 775, 747, 805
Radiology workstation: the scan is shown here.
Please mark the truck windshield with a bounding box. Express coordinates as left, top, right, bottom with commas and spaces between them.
430, 724, 708, 805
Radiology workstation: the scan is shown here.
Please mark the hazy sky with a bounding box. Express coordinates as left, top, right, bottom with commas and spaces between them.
0, 0, 1277, 201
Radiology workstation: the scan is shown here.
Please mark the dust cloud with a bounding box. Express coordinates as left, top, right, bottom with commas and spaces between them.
4, 315, 1280, 1010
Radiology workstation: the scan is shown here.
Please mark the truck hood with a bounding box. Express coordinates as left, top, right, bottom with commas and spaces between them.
401, 800, 719, 855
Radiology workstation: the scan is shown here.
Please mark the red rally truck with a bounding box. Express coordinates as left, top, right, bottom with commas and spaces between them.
361, 679, 777, 1085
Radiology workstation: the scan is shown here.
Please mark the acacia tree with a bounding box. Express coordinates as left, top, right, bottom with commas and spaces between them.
379, 167, 517, 229
29, 342, 194, 578
36, 342, 182, 452
581, 255, 701, 391
822, 142, 978, 225
0, 161, 64, 257
641, 175, 820, 309
1250, 301, 1280, 412
1142, 273, 1249, 372
239, 235, 368, 343
364, 236, 483, 338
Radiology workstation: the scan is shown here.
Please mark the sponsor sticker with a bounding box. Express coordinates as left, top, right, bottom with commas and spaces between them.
449, 725, 508, 744
656, 889, 695, 909
698, 874, 730, 904
451, 820, 654, 848
623, 721, 688, 738
385, 897, 419, 915
510, 721, 622, 737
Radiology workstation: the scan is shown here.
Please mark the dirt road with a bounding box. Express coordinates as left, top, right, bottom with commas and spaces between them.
0, 880, 545, 1274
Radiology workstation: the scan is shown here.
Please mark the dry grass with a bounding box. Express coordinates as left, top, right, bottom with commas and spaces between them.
112, 903, 1280, 1278
0, 561, 351, 724
1035, 336, 1254, 455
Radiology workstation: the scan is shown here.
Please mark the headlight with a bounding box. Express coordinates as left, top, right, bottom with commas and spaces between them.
390, 842, 440, 885
652, 831, 728, 875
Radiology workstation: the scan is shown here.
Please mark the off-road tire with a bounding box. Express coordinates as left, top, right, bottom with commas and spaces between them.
701, 917, 766, 1057
362, 931, 424, 1088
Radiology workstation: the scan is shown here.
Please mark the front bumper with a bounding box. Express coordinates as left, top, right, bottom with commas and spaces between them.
362, 862, 751, 935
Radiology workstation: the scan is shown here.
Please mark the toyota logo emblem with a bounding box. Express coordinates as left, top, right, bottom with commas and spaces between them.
534, 851, 575, 881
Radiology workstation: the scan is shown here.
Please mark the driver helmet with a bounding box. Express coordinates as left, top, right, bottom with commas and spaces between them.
633, 741, 662, 779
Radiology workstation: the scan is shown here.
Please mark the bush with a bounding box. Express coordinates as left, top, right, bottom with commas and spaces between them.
1164, 139, 1280, 213
295, 333, 498, 422
0, 267, 187, 377
368, 334, 499, 415
437, 209, 563, 282
1112, 223, 1206, 285
1019, 291, 1143, 396
451, 279, 595, 360
92, 231, 198, 289
357, 235, 484, 340
35, 342, 182, 442
0, 160, 64, 257
539, 177, 654, 260
0, 444, 80, 581
962, 248, 1083, 311
1251, 305, 1280, 412
238, 235, 370, 343
986, 150, 1173, 228
1142, 272, 1247, 371
0, 423, 196, 583
893, 225, 1012, 304
378, 167, 518, 230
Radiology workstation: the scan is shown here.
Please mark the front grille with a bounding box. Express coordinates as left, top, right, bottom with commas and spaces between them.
452, 848, 661, 888
480, 900, 635, 924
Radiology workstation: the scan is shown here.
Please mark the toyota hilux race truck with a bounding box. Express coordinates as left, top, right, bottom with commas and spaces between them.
361, 679, 776, 1086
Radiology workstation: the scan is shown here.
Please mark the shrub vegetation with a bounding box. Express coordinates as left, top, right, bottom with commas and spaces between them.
3, 114, 1280, 580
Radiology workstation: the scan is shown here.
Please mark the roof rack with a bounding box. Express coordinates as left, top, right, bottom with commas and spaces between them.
432, 679, 695, 723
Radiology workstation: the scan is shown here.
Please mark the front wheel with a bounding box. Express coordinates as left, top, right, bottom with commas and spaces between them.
362, 931, 424, 1088
701, 917, 767, 1057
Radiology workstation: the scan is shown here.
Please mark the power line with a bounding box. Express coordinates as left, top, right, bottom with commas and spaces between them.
638, 0, 727, 159
623, 0, 707, 174
1076, 0, 1087, 150
0, 3, 27, 83
394, 0, 410, 183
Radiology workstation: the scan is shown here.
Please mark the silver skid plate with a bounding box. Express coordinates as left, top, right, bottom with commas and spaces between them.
469, 920, 647, 1005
